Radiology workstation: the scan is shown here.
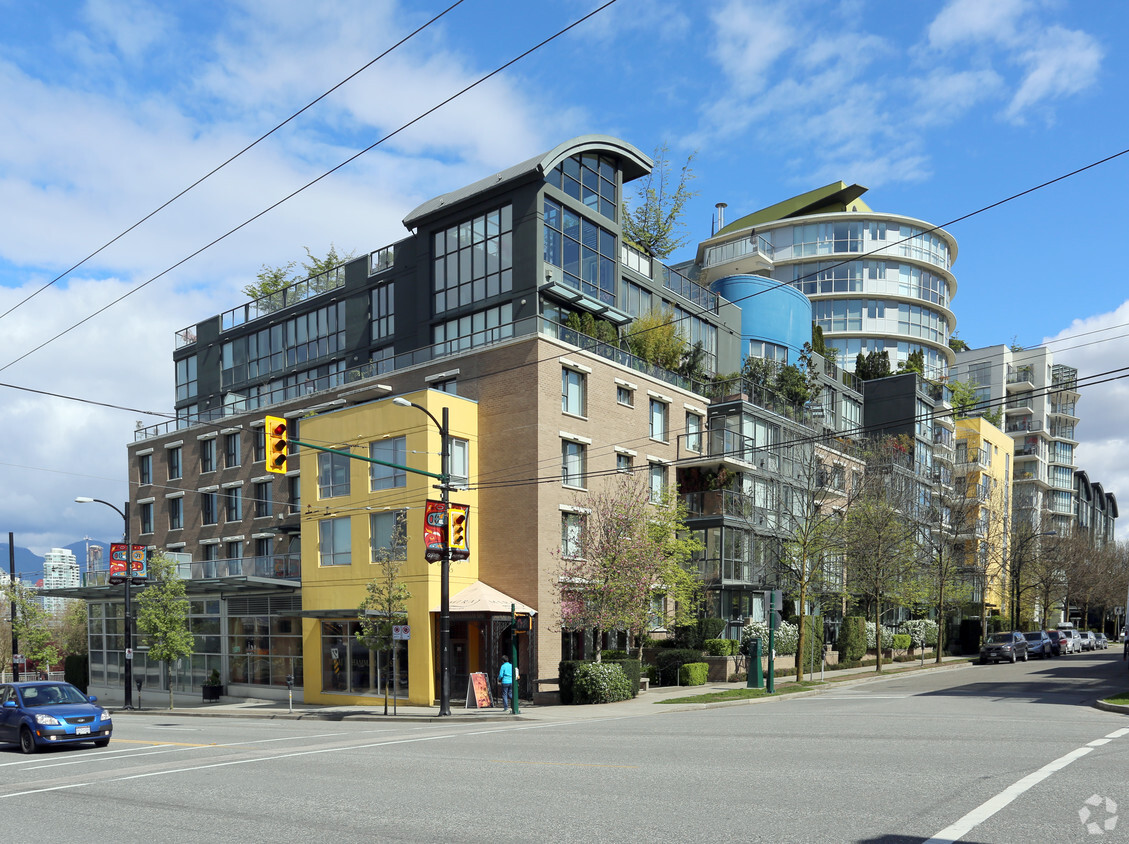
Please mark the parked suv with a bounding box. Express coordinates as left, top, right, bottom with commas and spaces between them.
1079, 631, 1097, 651
1045, 629, 1066, 656
980, 631, 1029, 664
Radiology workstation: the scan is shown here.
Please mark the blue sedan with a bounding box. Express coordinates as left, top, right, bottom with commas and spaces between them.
0, 682, 113, 754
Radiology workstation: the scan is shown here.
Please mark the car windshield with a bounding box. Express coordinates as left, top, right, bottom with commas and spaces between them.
987, 634, 1013, 644
20, 684, 87, 706
1023, 633, 1042, 641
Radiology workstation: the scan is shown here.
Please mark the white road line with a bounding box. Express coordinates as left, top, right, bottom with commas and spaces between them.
1087, 738, 1112, 746
925, 745, 1097, 843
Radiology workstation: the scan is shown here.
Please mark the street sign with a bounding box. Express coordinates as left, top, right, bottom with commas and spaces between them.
393, 625, 411, 640
13, 654, 24, 664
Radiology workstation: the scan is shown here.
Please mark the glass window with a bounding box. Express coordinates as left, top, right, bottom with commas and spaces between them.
562, 440, 586, 488
686, 413, 702, 452
225, 433, 241, 469
617, 452, 633, 473
318, 452, 351, 498
561, 512, 585, 557
650, 399, 668, 441
617, 385, 634, 407
200, 438, 215, 473
371, 436, 406, 491
450, 438, 469, 488
176, 354, 198, 402
168, 497, 183, 531
226, 540, 243, 561
167, 447, 182, 480
225, 487, 242, 522
319, 518, 351, 566
433, 205, 512, 315
562, 368, 586, 416
649, 463, 667, 503
543, 197, 617, 305
138, 454, 152, 486
370, 510, 407, 561
253, 428, 266, 463
201, 493, 217, 526
254, 481, 272, 518
140, 502, 153, 534
371, 281, 395, 340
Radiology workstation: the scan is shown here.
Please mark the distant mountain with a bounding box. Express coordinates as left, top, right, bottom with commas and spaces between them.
4, 540, 112, 582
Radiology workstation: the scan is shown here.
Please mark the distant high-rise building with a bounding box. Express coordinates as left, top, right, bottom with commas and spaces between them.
42, 547, 79, 616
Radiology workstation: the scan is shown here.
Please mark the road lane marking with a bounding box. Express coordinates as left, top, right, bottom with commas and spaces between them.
925, 732, 1125, 844
488, 759, 637, 769
1087, 738, 1112, 746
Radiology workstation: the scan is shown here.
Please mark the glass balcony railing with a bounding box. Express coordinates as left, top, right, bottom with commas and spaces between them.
703, 234, 775, 269
79, 554, 300, 586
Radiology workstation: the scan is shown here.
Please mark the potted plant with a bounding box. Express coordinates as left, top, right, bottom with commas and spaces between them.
202, 668, 223, 702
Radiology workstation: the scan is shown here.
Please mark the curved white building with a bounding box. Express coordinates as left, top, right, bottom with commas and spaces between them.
695, 182, 958, 379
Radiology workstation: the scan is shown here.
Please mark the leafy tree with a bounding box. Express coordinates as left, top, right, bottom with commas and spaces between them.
241, 244, 355, 305
854, 350, 892, 381
135, 552, 195, 709
897, 349, 925, 377
357, 518, 410, 715
553, 474, 700, 663
948, 333, 970, 352
57, 600, 88, 657
621, 143, 697, 258
1, 580, 60, 675
919, 470, 979, 661
949, 380, 979, 419
841, 436, 923, 671
812, 324, 827, 357
625, 306, 685, 370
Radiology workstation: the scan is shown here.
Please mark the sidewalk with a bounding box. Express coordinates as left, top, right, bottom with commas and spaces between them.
115, 657, 972, 723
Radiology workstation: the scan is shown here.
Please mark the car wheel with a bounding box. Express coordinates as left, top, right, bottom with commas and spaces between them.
19, 727, 37, 755
93, 737, 110, 748
1023, 650, 1028, 662
1010, 652, 1017, 664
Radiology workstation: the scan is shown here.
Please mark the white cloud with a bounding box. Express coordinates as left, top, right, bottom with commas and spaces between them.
709, 0, 796, 98
928, 0, 1026, 50
1005, 26, 1103, 123
909, 68, 1005, 127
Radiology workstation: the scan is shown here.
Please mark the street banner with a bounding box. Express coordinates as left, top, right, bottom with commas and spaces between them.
423, 500, 446, 562
109, 543, 148, 583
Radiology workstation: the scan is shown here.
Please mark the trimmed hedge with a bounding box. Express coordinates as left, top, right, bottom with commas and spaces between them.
558, 660, 586, 705
572, 662, 632, 704
652, 648, 704, 685
891, 633, 912, 650
603, 656, 642, 697
837, 616, 866, 662
678, 662, 708, 686
704, 638, 737, 656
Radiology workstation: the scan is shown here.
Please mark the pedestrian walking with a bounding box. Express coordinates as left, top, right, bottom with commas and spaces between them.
498, 655, 514, 711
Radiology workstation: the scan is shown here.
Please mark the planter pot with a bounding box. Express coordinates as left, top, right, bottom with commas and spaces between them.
202, 684, 223, 702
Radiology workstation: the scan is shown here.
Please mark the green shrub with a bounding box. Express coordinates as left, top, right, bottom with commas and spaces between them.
601, 650, 630, 661
678, 662, 708, 686
837, 616, 866, 662
891, 634, 911, 650
572, 662, 632, 704
653, 648, 704, 685
704, 638, 736, 656
603, 656, 642, 697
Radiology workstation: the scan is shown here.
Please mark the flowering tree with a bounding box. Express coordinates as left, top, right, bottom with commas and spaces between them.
554, 474, 699, 662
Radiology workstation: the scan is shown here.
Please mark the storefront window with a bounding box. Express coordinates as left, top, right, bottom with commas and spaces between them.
320, 620, 408, 697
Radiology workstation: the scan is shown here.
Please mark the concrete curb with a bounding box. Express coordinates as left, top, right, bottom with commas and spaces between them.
1093, 700, 1129, 715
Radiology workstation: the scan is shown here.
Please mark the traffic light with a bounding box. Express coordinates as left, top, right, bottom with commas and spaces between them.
449, 504, 469, 559
266, 415, 288, 473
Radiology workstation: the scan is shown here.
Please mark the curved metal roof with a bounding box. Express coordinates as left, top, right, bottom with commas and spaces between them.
403, 134, 652, 229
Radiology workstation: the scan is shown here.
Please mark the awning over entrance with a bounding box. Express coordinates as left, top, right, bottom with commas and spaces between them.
431, 581, 536, 615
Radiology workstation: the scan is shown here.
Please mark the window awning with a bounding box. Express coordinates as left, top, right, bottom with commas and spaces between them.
431, 580, 536, 615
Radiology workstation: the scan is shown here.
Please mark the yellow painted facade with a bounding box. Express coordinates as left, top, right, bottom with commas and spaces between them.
298, 390, 479, 706
954, 417, 1014, 614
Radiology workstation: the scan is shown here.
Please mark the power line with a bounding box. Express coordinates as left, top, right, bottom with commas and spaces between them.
0, 0, 621, 375
0, 0, 468, 326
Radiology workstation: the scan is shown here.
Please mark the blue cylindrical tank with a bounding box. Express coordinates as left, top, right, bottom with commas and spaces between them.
711, 274, 812, 361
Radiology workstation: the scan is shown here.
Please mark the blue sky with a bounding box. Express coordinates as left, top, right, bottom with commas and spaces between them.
1, 0, 1127, 554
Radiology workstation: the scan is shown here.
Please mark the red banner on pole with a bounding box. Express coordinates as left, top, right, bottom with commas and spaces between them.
109, 543, 148, 584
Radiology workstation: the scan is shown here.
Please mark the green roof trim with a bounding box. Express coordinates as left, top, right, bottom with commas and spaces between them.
719, 181, 871, 234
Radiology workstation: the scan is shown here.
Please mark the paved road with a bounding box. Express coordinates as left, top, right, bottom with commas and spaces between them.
2, 650, 1126, 843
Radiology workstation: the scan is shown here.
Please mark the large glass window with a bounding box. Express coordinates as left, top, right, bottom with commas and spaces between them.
318, 452, 351, 498
562, 440, 586, 488
221, 301, 347, 389
371, 436, 406, 491
432, 303, 513, 355
450, 438, 469, 488
561, 512, 585, 558
371, 281, 395, 341
319, 517, 351, 566
562, 368, 586, 416
138, 454, 152, 486
200, 438, 216, 473
168, 497, 183, 531
433, 205, 512, 314
320, 620, 407, 697
139, 502, 153, 535
650, 399, 668, 441
545, 153, 618, 221
228, 611, 303, 689
167, 447, 182, 480
224, 486, 243, 522
686, 413, 702, 452
254, 481, 272, 518
370, 510, 407, 561
649, 462, 667, 503
201, 492, 217, 526
543, 198, 617, 305
176, 355, 198, 402
225, 433, 241, 469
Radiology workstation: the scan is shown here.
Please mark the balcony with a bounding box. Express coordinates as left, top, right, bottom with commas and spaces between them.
1005, 419, 1041, 434
677, 429, 757, 469
80, 554, 301, 586
1006, 366, 1035, 389
1049, 401, 1078, 419
683, 490, 756, 519
700, 232, 776, 284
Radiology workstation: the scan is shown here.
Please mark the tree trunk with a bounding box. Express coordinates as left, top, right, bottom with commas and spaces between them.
795, 580, 807, 682
874, 600, 883, 672
935, 582, 945, 664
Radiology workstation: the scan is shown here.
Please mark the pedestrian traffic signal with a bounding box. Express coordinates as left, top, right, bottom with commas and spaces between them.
449, 504, 469, 559
266, 416, 288, 473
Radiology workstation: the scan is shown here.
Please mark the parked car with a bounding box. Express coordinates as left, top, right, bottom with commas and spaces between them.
980, 631, 1029, 664
1079, 632, 1097, 651
1059, 629, 1080, 653
1095, 633, 1109, 649
1045, 630, 1067, 656
0, 681, 112, 754
1023, 631, 1054, 659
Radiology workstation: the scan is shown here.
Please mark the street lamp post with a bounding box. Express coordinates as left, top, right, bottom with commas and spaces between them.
1010, 530, 1057, 630
76, 496, 133, 709
392, 397, 452, 717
